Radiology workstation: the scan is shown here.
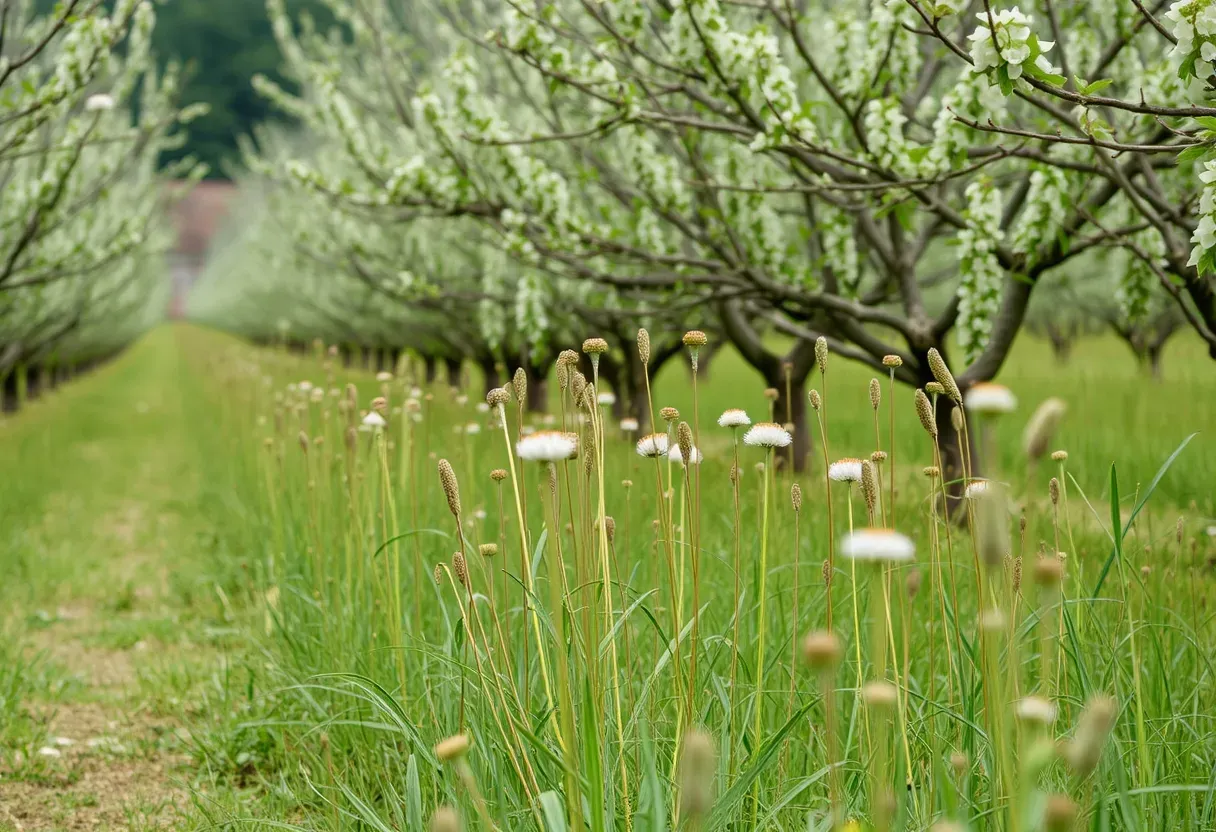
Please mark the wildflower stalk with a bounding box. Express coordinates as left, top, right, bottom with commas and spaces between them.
748, 445, 774, 827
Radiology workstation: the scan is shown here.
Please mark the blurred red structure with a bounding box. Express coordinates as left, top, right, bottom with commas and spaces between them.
167, 180, 236, 318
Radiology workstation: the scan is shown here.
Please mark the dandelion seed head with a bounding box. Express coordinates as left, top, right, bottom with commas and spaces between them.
636, 433, 670, 458
840, 528, 914, 562
965, 382, 1017, 414
828, 458, 864, 483
517, 430, 578, 462
743, 422, 792, 448
718, 408, 751, 428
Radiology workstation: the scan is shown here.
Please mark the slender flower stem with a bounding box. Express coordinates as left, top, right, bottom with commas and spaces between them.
749, 446, 774, 827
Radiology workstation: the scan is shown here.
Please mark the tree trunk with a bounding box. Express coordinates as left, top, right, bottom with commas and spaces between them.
424, 355, 438, 384
477, 356, 502, 395
761, 366, 811, 473
2, 371, 16, 413
523, 360, 549, 412
444, 356, 462, 388
932, 394, 978, 520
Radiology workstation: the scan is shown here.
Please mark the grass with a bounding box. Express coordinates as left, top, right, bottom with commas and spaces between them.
1, 324, 1213, 831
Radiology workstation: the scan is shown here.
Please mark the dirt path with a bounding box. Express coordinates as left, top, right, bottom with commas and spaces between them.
1, 332, 228, 831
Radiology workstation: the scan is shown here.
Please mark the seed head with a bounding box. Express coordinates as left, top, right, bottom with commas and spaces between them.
882, 354, 903, 368
729, 465, 741, 484
914, 389, 937, 438
822, 560, 831, 587
490, 468, 507, 482
487, 387, 510, 407
861, 461, 879, 514
603, 516, 616, 542
1012, 557, 1023, 594
1176, 517, 1184, 545
926, 348, 962, 402
511, 368, 527, 404
950, 752, 969, 775
925, 381, 945, 397
677, 421, 694, 463
677, 730, 716, 821
434, 564, 444, 584
808, 389, 822, 411
637, 328, 651, 364
862, 681, 898, 709
622, 479, 633, 489
871, 450, 887, 463
974, 485, 1009, 569
791, 483, 803, 512
344, 426, 357, 455
1023, 397, 1067, 460
869, 378, 881, 410
435, 734, 471, 762
923, 465, 939, 478
1051, 449, 1068, 462
801, 630, 842, 673
298, 431, 309, 453
950, 406, 964, 431
682, 330, 708, 347
582, 337, 608, 355
763, 387, 779, 401
570, 371, 588, 403
906, 568, 922, 598
452, 552, 469, 586
1034, 555, 1065, 588
1044, 795, 1077, 832
479, 543, 498, 557
438, 459, 462, 518
814, 336, 828, 371
429, 807, 461, 832
660, 406, 680, 424
1065, 695, 1117, 777
1049, 477, 1060, 506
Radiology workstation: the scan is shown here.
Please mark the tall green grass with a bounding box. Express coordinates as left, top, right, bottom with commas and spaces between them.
167, 324, 1215, 832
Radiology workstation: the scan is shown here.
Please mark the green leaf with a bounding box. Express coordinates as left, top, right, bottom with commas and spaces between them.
1092, 433, 1197, 596
1176, 144, 1209, 166
539, 791, 568, 832
636, 723, 667, 832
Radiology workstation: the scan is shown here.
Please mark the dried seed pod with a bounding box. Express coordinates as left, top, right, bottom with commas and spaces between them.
869, 378, 881, 410
677, 421, 694, 464
915, 389, 937, 438
438, 459, 462, 518
637, 328, 651, 365
927, 348, 962, 402
861, 460, 879, 515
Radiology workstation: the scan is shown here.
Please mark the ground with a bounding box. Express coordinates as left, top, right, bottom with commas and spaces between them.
0, 334, 229, 831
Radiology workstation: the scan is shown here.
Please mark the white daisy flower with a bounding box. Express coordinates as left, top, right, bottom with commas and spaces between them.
840, 528, 915, 562
362, 411, 387, 429
517, 430, 579, 461
828, 458, 864, 483
1016, 696, 1058, 725
669, 445, 703, 466
636, 433, 670, 457
597, 391, 617, 406
965, 383, 1017, 414
743, 422, 792, 448
718, 408, 751, 428
620, 417, 640, 432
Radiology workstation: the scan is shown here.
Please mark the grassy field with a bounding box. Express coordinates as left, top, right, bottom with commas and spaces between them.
1, 324, 1213, 831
